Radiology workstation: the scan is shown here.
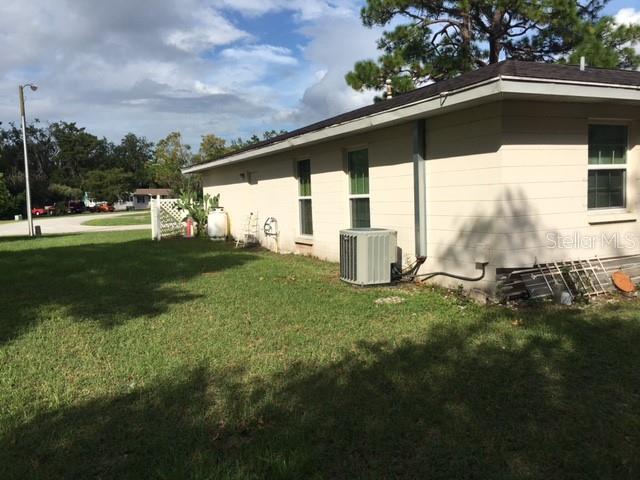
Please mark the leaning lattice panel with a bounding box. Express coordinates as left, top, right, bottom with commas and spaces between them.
151, 198, 186, 240
159, 210, 183, 238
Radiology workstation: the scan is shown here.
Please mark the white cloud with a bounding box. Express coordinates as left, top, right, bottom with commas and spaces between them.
615, 8, 640, 26
166, 10, 249, 53
220, 45, 298, 66
615, 8, 640, 56
284, 16, 381, 123
0, 0, 381, 148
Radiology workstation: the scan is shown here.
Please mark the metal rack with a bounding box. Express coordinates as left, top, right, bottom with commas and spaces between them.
235, 212, 259, 248
499, 254, 640, 301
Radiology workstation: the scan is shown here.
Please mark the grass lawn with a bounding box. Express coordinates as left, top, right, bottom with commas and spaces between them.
82, 212, 150, 227
0, 231, 638, 479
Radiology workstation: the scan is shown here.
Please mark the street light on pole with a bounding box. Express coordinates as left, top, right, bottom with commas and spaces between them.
19, 83, 38, 237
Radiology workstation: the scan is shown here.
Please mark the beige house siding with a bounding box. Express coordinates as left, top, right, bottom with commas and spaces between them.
202, 123, 415, 262
498, 100, 640, 267
422, 102, 503, 290
202, 98, 640, 293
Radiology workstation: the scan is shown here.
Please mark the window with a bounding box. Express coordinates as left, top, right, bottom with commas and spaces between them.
348, 149, 370, 228
588, 125, 628, 209
297, 159, 313, 235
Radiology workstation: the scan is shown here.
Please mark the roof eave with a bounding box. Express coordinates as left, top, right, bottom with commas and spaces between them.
183, 76, 640, 174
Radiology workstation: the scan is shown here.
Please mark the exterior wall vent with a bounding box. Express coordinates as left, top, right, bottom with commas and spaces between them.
339, 228, 397, 285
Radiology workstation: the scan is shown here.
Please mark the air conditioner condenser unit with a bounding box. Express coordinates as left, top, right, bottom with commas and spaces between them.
339, 228, 397, 285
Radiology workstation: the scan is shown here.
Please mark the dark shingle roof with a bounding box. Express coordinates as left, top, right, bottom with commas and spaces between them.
209, 60, 640, 163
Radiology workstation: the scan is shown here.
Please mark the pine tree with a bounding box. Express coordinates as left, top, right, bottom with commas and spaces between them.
346, 1, 640, 98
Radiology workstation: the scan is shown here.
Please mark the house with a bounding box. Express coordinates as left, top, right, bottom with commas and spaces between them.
113, 188, 174, 211
184, 60, 640, 293
131, 188, 173, 210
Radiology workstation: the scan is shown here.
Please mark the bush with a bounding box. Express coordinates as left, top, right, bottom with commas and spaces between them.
177, 192, 220, 237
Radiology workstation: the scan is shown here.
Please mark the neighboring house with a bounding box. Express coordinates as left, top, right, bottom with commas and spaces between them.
113, 195, 134, 212
131, 188, 173, 210
184, 60, 640, 292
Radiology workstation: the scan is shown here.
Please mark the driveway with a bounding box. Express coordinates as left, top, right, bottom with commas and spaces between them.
0, 211, 150, 237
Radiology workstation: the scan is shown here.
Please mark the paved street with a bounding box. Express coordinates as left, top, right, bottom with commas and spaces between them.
0, 211, 150, 237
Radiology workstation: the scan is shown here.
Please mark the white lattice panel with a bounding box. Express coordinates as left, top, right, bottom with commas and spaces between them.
159, 212, 182, 237
160, 199, 185, 222
151, 198, 186, 240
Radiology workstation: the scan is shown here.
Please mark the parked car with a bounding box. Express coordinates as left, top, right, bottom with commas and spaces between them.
89, 202, 115, 213
67, 201, 86, 214
31, 207, 47, 216
94, 202, 114, 213
44, 205, 56, 216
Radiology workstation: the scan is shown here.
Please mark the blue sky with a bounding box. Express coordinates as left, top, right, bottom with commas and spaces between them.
607, 0, 636, 13
0, 1, 638, 150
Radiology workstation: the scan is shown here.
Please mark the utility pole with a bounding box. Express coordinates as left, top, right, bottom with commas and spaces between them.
19, 84, 38, 237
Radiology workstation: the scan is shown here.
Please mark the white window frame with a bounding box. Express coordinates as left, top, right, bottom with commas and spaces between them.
297, 159, 313, 237
346, 146, 370, 228
587, 121, 629, 213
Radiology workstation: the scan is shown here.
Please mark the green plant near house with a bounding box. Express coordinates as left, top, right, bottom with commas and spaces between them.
177, 191, 220, 237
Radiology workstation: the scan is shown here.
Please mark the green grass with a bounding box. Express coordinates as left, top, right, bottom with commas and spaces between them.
82, 212, 150, 227
0, 231, 638, 479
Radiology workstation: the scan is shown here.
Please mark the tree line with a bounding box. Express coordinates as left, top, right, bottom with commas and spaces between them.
0, 121, 285, 218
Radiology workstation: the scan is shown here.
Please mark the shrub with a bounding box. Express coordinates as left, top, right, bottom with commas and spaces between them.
177, 192, 220, 237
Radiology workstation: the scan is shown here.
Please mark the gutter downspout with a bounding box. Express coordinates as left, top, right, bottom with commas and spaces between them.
413, 119, 427, 257
407, 119, 490, 285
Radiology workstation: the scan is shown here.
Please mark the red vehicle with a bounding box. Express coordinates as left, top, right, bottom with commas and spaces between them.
95, 202, 114, 213
31, 207, 47, 216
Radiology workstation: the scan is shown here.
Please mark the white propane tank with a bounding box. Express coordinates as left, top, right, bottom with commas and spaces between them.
207, 208, 228, 241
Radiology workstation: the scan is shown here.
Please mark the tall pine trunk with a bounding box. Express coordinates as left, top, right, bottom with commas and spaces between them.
489, 8, 503, 63
460, 4, 473, 71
